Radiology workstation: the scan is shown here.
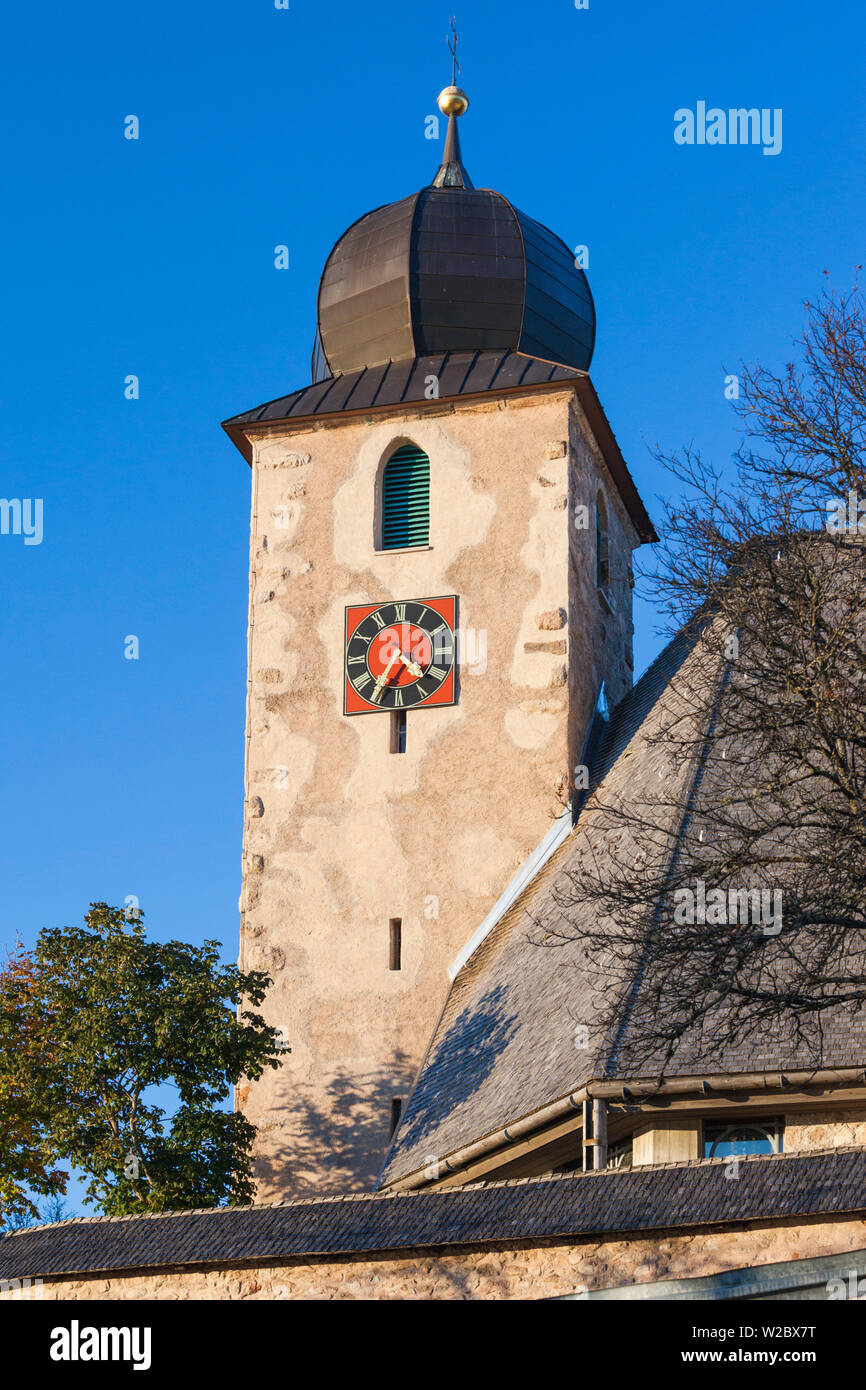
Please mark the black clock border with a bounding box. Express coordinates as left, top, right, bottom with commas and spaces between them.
343, 595, 458, 716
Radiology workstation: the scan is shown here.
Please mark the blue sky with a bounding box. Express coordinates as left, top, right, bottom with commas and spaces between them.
1, 0, 862, 1209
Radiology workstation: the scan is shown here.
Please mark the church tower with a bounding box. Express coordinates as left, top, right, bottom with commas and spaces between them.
223, 77, 654, 1197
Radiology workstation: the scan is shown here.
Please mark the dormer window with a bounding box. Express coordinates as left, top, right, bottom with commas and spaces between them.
381, 444, 430, 550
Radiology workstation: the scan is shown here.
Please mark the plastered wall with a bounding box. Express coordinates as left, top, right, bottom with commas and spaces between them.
238, 387, 639, 1196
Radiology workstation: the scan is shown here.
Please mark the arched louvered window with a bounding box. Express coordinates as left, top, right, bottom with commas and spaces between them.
381, 444, 430, 550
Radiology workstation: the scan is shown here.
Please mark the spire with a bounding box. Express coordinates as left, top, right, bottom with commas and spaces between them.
432, 19, 473, 189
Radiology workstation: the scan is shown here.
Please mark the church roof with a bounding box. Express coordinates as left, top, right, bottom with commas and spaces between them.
221, 349, 657, 544
221, 82, 658, 543
317, 190, 596, 377
314, 86, 595, 377
222, 349, 582, 429
3, 1148, 866, 1283
378, 625, 866, 1191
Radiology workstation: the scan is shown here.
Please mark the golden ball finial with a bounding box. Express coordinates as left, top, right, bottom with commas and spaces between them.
437, 85, 469, 117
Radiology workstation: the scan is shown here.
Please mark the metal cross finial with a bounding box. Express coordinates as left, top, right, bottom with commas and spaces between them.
448, 16, 460, 84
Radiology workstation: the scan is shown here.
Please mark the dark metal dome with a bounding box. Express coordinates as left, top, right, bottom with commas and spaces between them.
316, 103, 595, 378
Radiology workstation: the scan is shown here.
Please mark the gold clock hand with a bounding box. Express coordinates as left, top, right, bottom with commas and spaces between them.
398, 651, 424, 678
373, 650, 401, 692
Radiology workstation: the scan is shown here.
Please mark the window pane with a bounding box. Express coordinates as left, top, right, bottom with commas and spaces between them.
703, 1119, 783, 1159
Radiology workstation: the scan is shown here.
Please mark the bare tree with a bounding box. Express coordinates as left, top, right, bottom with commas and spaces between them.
551, 284, 866, 1074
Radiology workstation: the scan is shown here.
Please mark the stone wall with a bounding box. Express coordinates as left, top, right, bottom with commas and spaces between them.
238, 386, 641, 1199
786, 1107, 866, 1152
17, 1214, 866, 1301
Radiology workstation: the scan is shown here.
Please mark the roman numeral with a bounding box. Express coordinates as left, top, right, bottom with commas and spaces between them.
353, 671, 372, 692
394, 603, 406, 621
348, 655, 366, 665
431, 622, 447, 636
368, 684, 384, 704
428, 666, 446, 680
393, 688, 403, 707
415, 606, 429, 623
371, 610, 386, 629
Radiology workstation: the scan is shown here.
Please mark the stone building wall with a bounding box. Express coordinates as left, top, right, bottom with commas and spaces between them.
567, 392, 636, 737
14, 1214, 866, 1301
238, 386, 641, 1198
786, 1108, 866, 1151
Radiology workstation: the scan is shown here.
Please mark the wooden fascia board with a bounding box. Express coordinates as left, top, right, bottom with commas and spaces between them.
607, 1085, 866, 1118
428, 1109, 585, 1190
413, 1082, 866, 1192
573, 376, 657, 544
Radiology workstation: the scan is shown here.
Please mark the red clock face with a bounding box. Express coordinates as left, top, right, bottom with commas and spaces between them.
344, 596, 457, 715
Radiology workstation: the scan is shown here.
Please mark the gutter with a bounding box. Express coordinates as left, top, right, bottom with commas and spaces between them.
384, 1066, 866, 1192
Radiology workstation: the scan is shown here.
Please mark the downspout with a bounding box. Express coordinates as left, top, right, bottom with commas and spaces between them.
383, 1066, 866, 1192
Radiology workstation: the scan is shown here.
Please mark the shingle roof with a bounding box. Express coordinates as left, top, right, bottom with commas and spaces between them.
3, 1148, 866, 1282
220, 352, 657, 543
379, 628, 866, 1188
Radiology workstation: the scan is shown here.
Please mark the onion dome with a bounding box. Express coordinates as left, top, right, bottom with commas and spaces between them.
316, 84, 596, 378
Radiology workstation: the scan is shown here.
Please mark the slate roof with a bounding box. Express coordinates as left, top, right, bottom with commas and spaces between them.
379, 627, 866, 1189
221, 350, 656, 542
222, 350, 582, 432
2, 1148, 866, 1282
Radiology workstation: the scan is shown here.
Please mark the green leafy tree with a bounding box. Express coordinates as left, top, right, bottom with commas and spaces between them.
0, 943, 67, 1225
8, 904, 284, 1216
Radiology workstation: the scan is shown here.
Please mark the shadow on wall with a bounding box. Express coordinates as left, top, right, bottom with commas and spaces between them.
251, 986, 518, 1203
283, 1243, 516, 1300
250, 1053, 419, 1199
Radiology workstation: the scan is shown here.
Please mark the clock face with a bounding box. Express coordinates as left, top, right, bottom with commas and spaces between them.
344, 595, 457, 715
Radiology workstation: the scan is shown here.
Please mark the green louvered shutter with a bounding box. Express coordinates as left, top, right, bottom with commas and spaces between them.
382, 445, 430, 549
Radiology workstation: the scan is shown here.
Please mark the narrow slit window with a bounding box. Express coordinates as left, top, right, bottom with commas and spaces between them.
381, 444, 430, 550
390, 709, 407, 753
595, 493, 610, 589
389, 1097, 403, 1138
389, 918, 402, 971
